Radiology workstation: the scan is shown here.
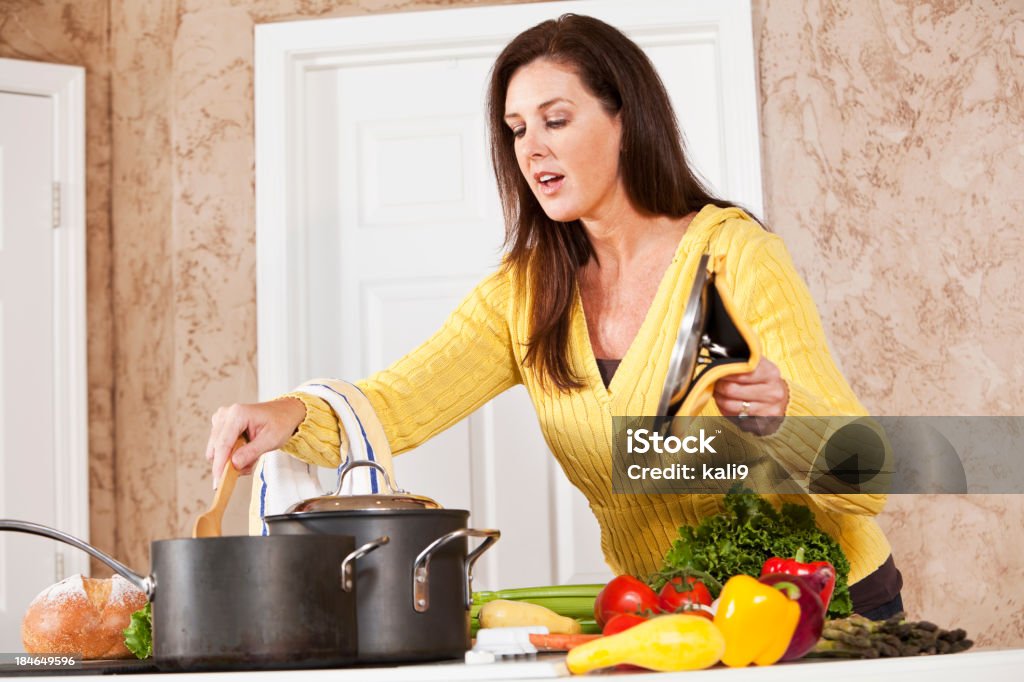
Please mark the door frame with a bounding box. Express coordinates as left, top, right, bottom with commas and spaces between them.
0, 58, 89, 577
254, 0, 763, 584
254, 0, 763, 400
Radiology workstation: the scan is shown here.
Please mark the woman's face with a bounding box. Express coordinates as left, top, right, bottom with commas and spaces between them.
504, 59, 626, 224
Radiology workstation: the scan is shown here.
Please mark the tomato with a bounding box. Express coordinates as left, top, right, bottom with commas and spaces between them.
601, 613, 647, 635
656, 576, 713, 615
677, 605, 714, 620
593, 575, 659, 627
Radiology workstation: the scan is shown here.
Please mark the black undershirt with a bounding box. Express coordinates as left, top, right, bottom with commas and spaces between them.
595, 358, 621, 388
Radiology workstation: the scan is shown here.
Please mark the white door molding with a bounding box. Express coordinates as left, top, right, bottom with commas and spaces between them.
0, 58, 89, 577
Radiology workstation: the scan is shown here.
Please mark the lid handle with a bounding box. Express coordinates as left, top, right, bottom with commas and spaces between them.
331, 459, 403, 497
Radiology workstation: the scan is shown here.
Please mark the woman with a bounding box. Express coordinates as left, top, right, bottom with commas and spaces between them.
206, 14, 902, 619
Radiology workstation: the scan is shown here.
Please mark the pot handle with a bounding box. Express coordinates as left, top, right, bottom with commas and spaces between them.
0, 519, 155, 598
464, 528, 501, 606
412, 528, 500, 613
340, 535, 390, 592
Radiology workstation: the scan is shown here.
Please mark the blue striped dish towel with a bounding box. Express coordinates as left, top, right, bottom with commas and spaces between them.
251, 379, 396, 536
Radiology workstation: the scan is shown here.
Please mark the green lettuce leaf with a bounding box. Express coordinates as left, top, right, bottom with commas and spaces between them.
653, 487, 852, 618
123, 602, 153, 659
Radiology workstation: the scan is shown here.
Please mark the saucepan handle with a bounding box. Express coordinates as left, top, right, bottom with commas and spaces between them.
463, 528, 501, 607
0, 519, 155, 598
339, 535, 390, 592
412, 528, 500, 613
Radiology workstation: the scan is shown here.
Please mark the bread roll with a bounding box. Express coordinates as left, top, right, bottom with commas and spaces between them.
22, 574, 148, 659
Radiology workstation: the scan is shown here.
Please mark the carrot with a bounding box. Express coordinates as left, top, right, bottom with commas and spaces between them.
528, 633, 602, 651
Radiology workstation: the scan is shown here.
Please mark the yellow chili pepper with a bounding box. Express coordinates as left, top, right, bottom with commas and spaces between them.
713, 575, 800, 667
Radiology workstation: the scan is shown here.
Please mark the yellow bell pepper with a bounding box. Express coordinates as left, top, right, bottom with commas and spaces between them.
566, 614, 725, 674
713, 575, 800, 667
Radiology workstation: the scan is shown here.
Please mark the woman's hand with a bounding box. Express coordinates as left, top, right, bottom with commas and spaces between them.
713, 358, 789, 435
204, 398, 307, 486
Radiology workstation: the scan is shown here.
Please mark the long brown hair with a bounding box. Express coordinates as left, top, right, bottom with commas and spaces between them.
487, 14, 750, 391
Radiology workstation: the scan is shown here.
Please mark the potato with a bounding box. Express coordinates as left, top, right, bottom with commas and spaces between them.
478, 599, 582, 634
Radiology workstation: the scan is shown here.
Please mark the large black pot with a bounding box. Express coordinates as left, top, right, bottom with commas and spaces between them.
265, 460, 499, 663
0, 520, 387, 671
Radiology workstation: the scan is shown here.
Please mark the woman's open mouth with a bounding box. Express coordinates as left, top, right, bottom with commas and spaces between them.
537, 173, 565, 195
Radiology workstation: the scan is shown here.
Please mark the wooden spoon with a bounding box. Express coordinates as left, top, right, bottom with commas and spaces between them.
192, 436, 247, 538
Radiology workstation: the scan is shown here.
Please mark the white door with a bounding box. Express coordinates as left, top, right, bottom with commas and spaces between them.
257, 0, 762, 589
0, 91, 57, 652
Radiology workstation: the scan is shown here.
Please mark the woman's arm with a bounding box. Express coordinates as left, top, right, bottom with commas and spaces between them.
725, 228, 886, 516
281, 269, 522, 465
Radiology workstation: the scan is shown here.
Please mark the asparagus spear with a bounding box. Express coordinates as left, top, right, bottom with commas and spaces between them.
807, 612, 973, 659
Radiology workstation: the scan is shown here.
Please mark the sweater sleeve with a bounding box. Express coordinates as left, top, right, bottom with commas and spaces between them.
279, 269, 521, 466
357, 269, 522, 454
278, 391, 344, 468
729, 230, 887, 517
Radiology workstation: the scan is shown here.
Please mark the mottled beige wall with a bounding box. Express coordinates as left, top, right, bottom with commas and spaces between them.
753, 0, 1024, 648
0, 0, 118, 572
109, 0, 178, 574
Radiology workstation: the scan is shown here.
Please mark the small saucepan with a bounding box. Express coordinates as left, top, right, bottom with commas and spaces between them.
266, 459, 499, 663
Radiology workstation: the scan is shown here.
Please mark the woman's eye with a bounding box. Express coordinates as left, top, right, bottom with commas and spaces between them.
546, 119, 567, 129
511, 126, 525, 139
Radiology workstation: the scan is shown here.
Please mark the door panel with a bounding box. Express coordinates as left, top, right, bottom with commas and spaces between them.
0, 91, 56, 652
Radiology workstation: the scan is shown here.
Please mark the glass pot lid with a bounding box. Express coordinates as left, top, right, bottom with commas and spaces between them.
284, 459, 443, 514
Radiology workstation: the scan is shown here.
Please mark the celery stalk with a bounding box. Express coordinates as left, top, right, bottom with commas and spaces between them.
470, 585, 603, 636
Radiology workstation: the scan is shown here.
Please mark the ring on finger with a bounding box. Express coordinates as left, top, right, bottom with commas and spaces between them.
738, 400, 751, 419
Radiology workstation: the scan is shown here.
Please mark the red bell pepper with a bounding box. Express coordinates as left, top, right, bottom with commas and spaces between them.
760, 547, 836, 611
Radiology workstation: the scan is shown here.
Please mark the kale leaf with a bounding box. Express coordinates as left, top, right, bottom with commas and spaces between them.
653, 489, 852, 618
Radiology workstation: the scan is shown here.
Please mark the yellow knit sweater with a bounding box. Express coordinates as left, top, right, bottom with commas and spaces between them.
269, 205, 891, 584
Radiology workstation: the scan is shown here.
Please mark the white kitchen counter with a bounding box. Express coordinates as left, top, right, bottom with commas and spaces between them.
11, 648, 1024, 682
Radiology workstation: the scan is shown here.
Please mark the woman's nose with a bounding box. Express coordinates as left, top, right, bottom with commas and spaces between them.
519, 129, 548, 158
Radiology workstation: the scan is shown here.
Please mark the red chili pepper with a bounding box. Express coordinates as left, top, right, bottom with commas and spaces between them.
760, 547, 836, 611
